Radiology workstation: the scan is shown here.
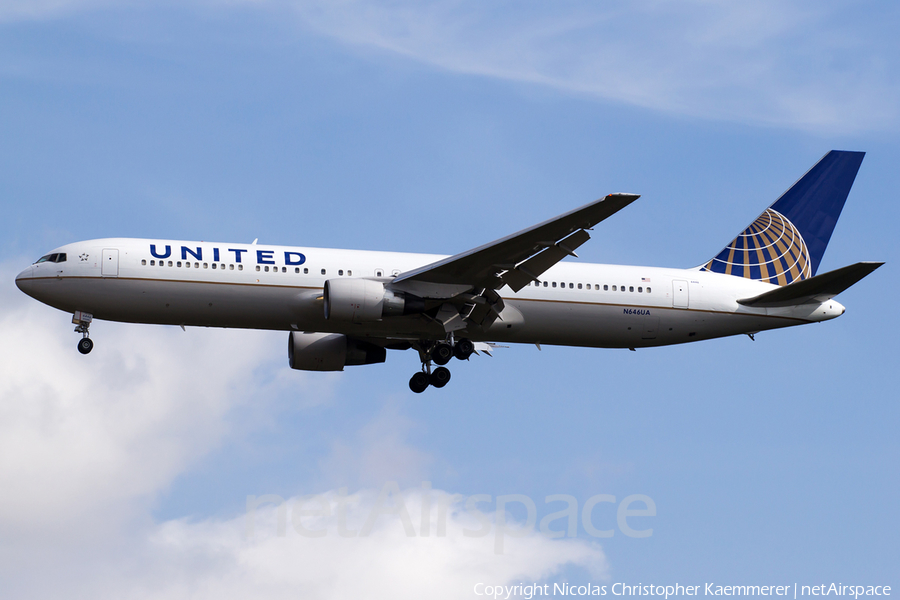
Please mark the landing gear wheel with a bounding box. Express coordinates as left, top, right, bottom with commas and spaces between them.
432, 342, 453, 366
409, 371, 430, 393
77, 338, 94, 355
453, 338, 474, 361
430, 366, 451, 388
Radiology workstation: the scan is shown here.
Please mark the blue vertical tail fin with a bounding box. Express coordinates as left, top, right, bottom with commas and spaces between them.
700, 150, 865, 285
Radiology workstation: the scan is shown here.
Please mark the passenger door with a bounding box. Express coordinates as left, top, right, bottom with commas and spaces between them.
101, 248, 119, 277
672, 279, 689, 308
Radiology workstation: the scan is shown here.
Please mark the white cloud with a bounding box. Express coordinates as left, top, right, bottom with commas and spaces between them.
2, 1, 896, 132
131, 487, 609, 600
317, 399, 433, 489
0, 0, 113, 21
0, 261, 605, 598
0, 259, 316, 539
279, 0, 898, 133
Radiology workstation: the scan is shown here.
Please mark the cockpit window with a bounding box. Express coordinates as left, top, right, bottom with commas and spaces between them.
35, 253, 66, 264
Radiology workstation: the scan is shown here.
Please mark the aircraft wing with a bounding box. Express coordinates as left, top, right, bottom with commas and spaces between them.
392, 193, 639, 297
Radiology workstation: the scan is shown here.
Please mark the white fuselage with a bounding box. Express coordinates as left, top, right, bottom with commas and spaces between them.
15, 238, 845, 349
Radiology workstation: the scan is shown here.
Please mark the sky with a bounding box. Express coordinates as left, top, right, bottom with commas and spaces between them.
1, 1, 898, 598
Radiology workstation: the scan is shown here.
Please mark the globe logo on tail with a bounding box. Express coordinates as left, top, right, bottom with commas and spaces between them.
700, 208, 811, 285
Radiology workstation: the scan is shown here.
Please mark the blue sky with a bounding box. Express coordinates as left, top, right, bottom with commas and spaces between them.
1, 2, 898, 598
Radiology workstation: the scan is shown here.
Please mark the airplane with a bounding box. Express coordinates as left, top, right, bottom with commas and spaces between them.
15, 150, 883, 393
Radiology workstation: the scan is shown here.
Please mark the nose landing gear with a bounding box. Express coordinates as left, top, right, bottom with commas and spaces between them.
408, 338, 471, 393
73, 311, 94, 355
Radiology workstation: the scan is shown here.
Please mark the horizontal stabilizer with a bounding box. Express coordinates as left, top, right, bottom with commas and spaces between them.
737, 261, 883, 307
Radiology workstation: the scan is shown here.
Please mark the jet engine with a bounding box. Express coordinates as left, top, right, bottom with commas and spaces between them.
288, 331, 386, 371
323, 278, 424, 322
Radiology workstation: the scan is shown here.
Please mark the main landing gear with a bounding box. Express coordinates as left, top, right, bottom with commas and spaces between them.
408, 337, 475, 393
73, 311, 94, 355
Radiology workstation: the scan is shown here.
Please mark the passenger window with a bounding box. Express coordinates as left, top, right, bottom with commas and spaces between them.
612, 285, 616, 291
621, 286, 626, 292
638, 286, 642, 292
203, 263, 208, 269
177, 261, 182, 267
230, 264, 234, 270
629, 286, 634, 292
321, 269, 326, 275
295, 267, 299, 273
150, 260, 156, 266
338, 270, 343, 276
238, 265, 243, 271
304, 268, 309, 274
552, 282, 557, 288
142, 259, 147, 266
647, 287, 651, 293
376, 270, 383, 277
185, 262, 190, 268
212, 263, 217, 269
543, 281, 548, 287
595, 284, 600, 290
569, 283, 574, 289
348, 270, 352, 276
603, 285, 608, 291
264, 266, 269, 272
577, 283, 582, 289
282, 267, 286, 273
256, 265, 261, 271
194, 263, 199, 268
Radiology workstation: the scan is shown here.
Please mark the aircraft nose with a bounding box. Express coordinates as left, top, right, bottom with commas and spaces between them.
15, 266, 34, 294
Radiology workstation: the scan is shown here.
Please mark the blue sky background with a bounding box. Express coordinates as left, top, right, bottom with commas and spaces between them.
1, 2, 898, 597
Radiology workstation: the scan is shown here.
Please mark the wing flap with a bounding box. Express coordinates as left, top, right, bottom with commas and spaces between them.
501, 229, 592, 292
737, 261, 883, 307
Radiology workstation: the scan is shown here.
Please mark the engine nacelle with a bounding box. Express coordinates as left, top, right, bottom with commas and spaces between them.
288, 332, 386, 371
323, 278, 424, 322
